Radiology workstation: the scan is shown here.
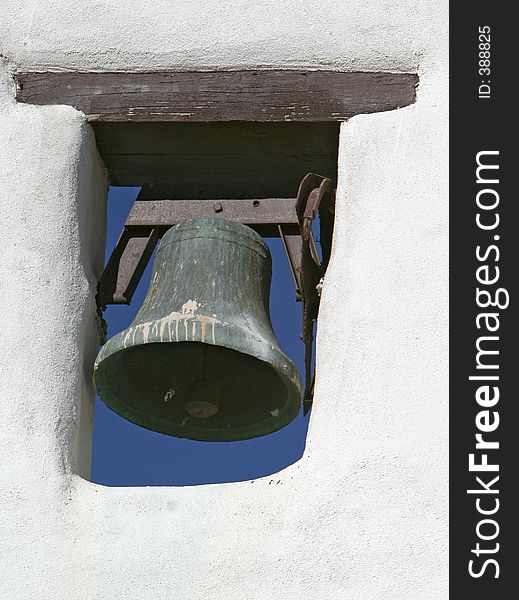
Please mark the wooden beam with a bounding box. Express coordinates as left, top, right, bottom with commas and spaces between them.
126, 198, 298, 228
15, 70, 418, 122
93, 121, 339, 199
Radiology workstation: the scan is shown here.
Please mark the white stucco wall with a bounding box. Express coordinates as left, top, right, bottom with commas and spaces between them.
0, 2, 448, 598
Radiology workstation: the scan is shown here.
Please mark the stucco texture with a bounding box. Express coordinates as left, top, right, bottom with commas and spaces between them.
0, 1, 448, 598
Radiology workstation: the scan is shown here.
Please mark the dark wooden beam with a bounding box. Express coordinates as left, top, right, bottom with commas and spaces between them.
93, 121, 339, 199
15, 70, 418, 122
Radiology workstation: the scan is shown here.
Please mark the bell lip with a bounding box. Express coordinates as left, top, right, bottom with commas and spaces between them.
95, 376, 301, 442
94, 333, 302, 443
156, 218, 270, 259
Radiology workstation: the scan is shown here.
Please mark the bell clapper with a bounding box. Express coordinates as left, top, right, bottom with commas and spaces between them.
184, 400, 219, 419
184, 380, 220, 419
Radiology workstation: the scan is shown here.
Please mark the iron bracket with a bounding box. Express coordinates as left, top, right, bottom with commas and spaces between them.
292, 174, 335, 412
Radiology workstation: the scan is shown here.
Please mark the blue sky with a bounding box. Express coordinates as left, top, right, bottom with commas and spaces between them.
91, 187, 313, 486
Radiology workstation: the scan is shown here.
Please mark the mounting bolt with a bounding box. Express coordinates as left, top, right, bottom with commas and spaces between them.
253, 200, 261, 207
213, 202, 223, 213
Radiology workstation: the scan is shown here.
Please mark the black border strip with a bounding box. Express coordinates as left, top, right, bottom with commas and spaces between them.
450, 4, 515, 597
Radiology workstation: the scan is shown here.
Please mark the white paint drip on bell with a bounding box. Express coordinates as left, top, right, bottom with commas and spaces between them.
121, 299, 224, 347
163, 389, 175, 402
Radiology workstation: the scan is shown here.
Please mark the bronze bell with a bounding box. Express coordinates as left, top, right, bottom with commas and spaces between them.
94, 218, 302, 441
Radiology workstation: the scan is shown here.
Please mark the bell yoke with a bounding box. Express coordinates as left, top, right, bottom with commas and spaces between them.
94, 218, 302, 442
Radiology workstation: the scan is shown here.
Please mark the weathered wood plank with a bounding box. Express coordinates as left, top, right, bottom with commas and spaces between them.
15, 70, 418, 122
94, 121, 339, 199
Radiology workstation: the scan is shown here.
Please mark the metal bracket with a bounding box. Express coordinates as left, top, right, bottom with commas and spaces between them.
292, 174, 335, 412
97, 173, 335, 408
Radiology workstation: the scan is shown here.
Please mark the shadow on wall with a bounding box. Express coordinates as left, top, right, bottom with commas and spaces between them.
91, 187, 312, 486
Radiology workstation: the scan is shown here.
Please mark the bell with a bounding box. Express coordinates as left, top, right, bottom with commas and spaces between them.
94, 218, 302, 441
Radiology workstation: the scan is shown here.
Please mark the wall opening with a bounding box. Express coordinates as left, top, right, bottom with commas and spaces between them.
91, 186, 327, 486
90, 119, 338, 486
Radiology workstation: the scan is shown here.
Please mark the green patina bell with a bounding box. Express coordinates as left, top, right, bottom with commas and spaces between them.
94, 218, 302, 441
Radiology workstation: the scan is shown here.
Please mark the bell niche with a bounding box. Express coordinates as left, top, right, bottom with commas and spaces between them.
94, 218, 302, 442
